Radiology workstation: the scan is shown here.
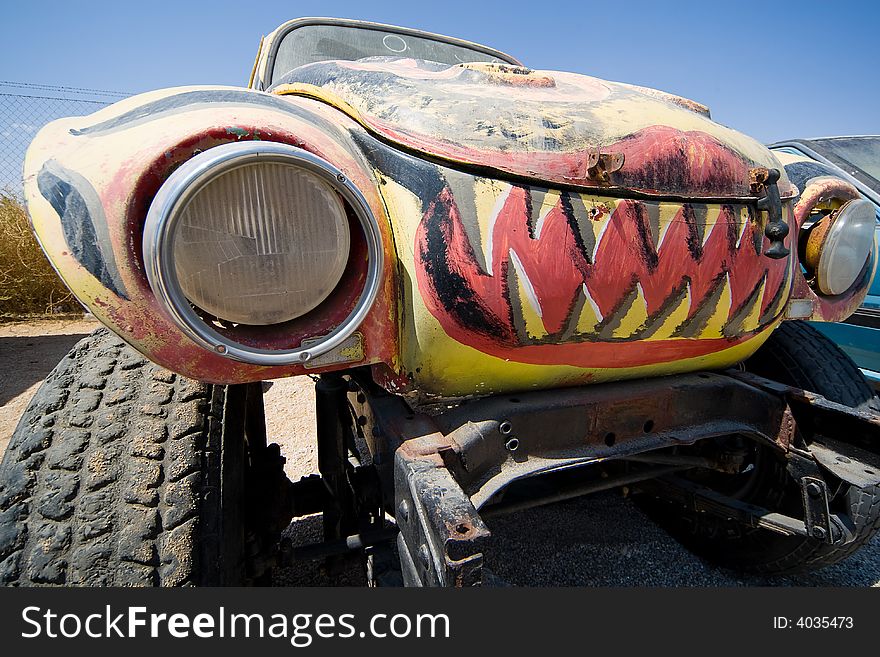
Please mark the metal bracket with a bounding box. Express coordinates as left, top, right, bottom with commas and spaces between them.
394, 456, 491, 587
315, 374, 358, 546
800, 476, 833, 542
809, 436, 880, 488
751, 167, 790, 259
352, 369, 880, 584
314, 373, 385, 578
644, 474, 853, 546
784, 452, 859, 545
586, 151, 625, 183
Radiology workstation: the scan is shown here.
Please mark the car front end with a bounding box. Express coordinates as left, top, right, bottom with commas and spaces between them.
5, 18, 880, 587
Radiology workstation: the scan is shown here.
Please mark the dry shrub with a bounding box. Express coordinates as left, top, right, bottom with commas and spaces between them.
0, 192, 83, 319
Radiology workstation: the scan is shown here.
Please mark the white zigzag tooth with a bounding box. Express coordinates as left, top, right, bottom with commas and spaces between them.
508, 249, 543, 318
582, 283, 604, 322
591, 201, 618, 261
533, 190, 561, 240
611, 282, 649, 338
509, 248, 548, 339
701, 207, 724, 247
479, 184, 513, 275
655, 203, 679, 251
736, 207, 749, 249
573, 283, 604, 333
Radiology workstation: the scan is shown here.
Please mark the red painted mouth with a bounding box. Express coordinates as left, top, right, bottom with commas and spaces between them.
414, 181, 792, 369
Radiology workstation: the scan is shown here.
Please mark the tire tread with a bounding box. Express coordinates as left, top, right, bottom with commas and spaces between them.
0, 329, 222, 586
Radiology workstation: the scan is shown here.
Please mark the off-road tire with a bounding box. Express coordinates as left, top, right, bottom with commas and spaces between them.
640, 321, 880, 575
0, 328, 255, 586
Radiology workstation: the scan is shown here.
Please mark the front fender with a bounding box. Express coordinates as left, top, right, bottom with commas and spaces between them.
23, 85, 398, 383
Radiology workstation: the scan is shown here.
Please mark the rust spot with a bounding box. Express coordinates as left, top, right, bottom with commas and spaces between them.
458, 62, 556, 88
587, 152, 625, 183
749, 167, 771, 194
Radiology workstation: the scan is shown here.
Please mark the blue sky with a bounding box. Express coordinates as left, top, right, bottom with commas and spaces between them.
0, 0, 878, 143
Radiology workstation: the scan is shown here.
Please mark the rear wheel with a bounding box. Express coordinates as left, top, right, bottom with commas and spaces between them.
639, 321, 880, 575
0, 328, 284, 586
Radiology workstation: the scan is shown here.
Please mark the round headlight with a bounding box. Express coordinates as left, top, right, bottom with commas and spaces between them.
807, 198, 876, 296
173, 160, 350, 325
143, 141, 383, 366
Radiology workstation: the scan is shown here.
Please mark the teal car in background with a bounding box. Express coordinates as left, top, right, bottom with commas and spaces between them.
770, 136, 880, 388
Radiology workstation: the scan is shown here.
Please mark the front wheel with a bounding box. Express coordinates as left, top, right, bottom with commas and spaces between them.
638, 321, 880, 576
0, 328, 280, 586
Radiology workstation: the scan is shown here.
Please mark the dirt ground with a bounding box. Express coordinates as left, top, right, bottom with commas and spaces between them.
0, 317, 318, 480
0, 317, 332, 585
0, 318, 101, 456
2, 318, 879, 586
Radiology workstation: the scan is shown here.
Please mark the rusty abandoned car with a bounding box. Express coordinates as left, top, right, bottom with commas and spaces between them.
2, 17, 879, 586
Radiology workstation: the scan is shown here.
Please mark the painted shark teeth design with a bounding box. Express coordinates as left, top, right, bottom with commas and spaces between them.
507, 247, 547, 340
439, 173, 791, 345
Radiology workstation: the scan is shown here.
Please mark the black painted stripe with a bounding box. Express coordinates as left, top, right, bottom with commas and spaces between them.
37, 161, 128, 299
69, 89, 335, 137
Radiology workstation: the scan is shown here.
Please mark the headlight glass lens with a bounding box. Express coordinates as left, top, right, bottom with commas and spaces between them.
816, 198, 876, 296
173, 161, 350, 325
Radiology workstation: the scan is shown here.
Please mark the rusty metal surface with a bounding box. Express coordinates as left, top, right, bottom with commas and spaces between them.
804, 214, 833, 270
271, 59, 797, 199
395, 457, 490, 587
351, 370, 857, 511
360, 368, 880, 585
357, 369, 880, 501
808, 438, 880, 488
729, 370, 880, 428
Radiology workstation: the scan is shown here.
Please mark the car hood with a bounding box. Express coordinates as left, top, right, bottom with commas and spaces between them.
270, 58, 795, 199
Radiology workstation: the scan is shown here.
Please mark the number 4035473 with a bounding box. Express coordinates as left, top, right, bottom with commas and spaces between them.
773, 617, 854, 629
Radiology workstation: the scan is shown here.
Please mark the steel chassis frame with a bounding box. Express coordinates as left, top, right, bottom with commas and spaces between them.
278, 369, 880, 586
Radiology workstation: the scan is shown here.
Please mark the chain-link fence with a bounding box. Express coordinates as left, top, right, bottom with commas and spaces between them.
0, 82, 129, 316
0, 81, 129, 196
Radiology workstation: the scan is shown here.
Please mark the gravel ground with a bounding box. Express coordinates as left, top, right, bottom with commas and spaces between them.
0, 318, 99, 456
2, 318, 878, 586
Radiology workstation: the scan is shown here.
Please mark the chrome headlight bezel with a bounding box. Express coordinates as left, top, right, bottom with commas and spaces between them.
143, 141, 383, 366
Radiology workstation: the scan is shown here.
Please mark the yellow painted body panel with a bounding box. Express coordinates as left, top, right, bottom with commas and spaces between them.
376, 169, 790, 400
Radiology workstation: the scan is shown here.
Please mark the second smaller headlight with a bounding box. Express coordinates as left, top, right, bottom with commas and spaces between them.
806, 198, 876, 296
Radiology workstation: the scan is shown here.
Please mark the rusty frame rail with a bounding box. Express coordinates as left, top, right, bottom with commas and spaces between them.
343, 368, 880, 586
